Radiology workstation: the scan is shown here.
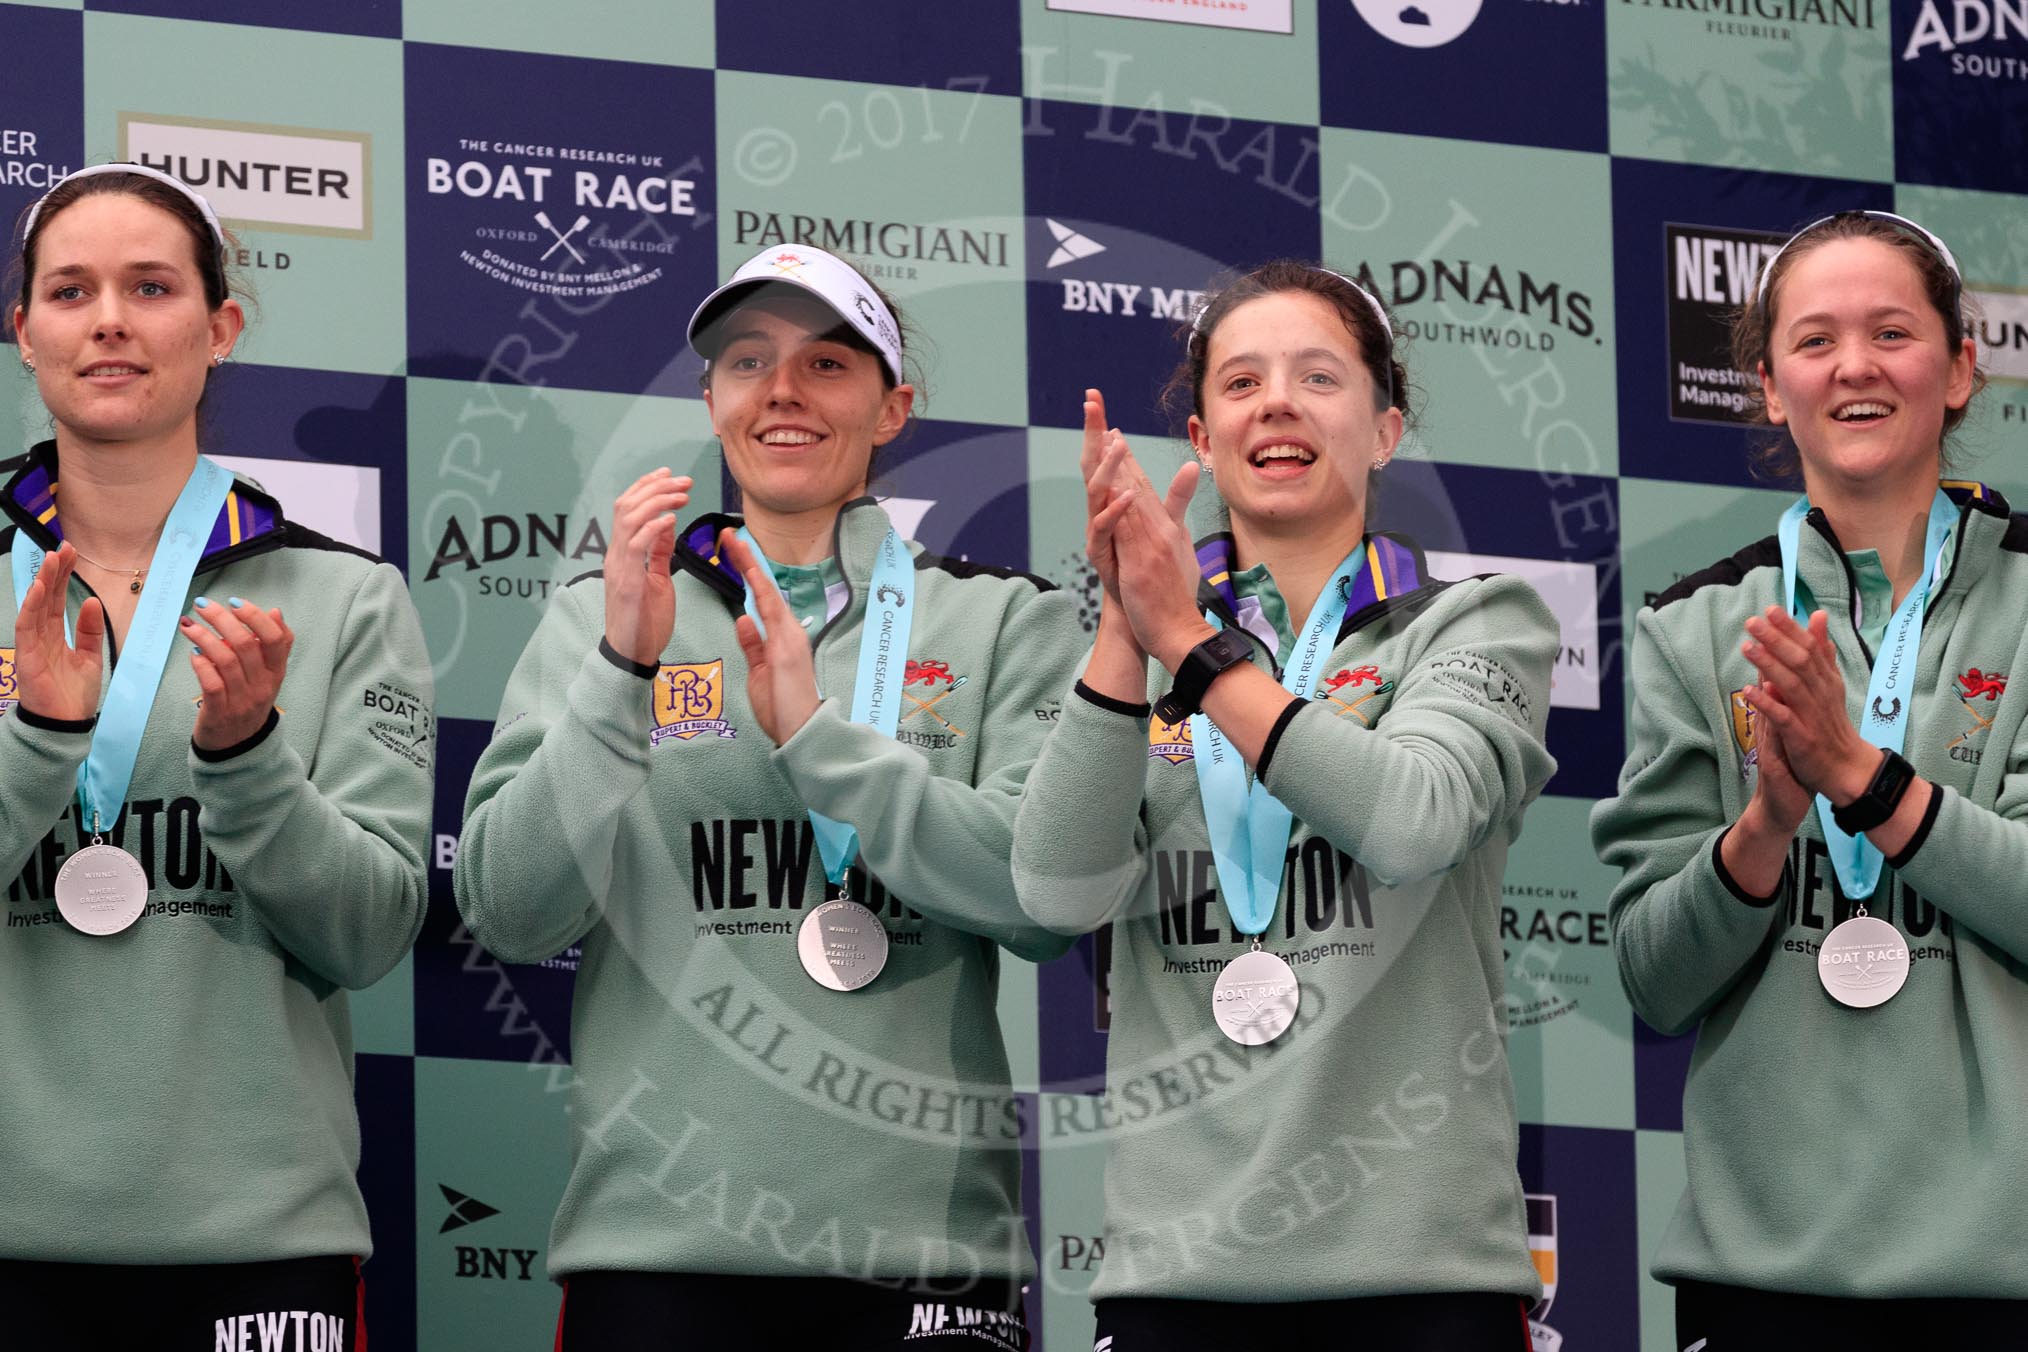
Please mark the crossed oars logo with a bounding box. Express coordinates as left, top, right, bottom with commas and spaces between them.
1947, 667, 2007, 749
1318, 664, 1392, 724
901, 659, 965, 736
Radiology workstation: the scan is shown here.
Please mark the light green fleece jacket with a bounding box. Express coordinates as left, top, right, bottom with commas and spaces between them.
454, 497, 1083, 1284
0, 442, 433, 1264
1593, 483, 2028, 1298
1012, 531, 1558, 1304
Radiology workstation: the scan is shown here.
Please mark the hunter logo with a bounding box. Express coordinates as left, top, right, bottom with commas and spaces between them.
122, 113, 370, 239
0, 648, 15, 715
1316, 665, 1393, 724
654, 661, 736, 746
1949, 667, 2006, 764
1730, 687, 1760, 776
1149, 714, 1195, 764
899, 659, 966, 749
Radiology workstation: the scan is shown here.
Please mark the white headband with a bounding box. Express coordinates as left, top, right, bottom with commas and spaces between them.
22, 162, 227, 251
687, 244, 905, 385
1754, 210, 1962, 308
1192, 266, 1394, 339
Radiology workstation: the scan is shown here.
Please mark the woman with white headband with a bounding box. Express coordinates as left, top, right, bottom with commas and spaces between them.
1594, 210, 2028, 1346
0, 166, 431, 1343
456, 244, 1083, 1347
1012, 259, 1559, 1347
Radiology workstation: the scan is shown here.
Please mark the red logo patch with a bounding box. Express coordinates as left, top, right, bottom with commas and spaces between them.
905, 659, 953, 687
1957, 668, 2007, 701
1322, 665, 1382, 694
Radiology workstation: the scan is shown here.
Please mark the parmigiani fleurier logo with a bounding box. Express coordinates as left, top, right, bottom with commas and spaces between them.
119, 113, 371, 238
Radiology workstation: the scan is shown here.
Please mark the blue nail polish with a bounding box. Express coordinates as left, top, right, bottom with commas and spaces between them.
191, 645, 202, 656
227, 596, 244, 607
193, 596, 210, 608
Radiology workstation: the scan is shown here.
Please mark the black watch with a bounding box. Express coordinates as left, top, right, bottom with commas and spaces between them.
1830, 749, 1916, 835
1155, 629, 1254, 723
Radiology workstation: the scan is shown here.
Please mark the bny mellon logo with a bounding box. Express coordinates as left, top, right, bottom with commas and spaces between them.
438, 1183, 502, 1234
1044, 219, 1105, 269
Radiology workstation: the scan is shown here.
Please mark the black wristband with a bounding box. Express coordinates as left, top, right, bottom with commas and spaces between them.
1074, 680, 1151, 718
14, 706, 97, 734
1831, 749, 1916, 835
1154, 629, 1253, 724
598, 636, 660, 680
193, 708, 281, 762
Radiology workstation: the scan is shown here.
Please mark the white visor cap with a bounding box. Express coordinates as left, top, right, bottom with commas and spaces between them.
686, 245, 904, 386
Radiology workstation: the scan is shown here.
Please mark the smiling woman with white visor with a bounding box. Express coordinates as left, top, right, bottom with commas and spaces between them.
455, 244, 1084, 1349
1593, 210, 2028, 1349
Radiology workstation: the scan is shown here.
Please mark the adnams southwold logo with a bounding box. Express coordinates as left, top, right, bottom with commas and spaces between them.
423, 133, 698, 301
730, 210, 1011, 285
1901, 0, 2027, 75
1341, 255, 1597, 353
120, 113, 370, 249
422, 508, 609, 598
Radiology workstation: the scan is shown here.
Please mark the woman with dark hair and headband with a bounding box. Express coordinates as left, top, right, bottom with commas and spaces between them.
0, 165, 432, 1345
456, 244, 1083, 1349
1594, 210, 2028, 1348
1013, 260, 1559, 1349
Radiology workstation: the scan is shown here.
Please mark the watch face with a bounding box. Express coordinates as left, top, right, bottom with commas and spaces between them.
1210, 629, 1253, 664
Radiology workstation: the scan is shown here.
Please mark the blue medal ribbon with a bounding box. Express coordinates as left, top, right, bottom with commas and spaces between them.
10, 456, 235, 835
738, 524, 915, 896
1774, 489, 1955, 900
1191, 539, 1410, 938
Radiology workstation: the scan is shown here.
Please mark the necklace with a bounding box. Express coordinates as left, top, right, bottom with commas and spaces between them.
66, 543, 156, 593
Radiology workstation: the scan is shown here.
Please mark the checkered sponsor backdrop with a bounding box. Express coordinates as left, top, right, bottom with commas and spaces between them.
2, 0, 2023, 1346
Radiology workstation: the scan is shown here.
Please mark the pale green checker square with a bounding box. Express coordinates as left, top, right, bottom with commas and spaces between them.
1020, 0, 1320, 129
407, 378, 722, 722
1503, 794, 1636, 1131
1617, 477, 1796, 685
1319, 129, 1618, 479
1036, 1090, 1111, 1352
403, 0, 714, 67
414, 1056, 574, 1349
1607, 2, 1892, 179
1026, 424, 1191, 598
83, 12, 406, 377
350, 950, 414, 1057
7, 0, 81, 8
714, 71, 1029, 429
1635, 1128, 1688, 1352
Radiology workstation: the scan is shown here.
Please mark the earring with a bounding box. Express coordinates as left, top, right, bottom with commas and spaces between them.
1197, 456, 1214, 476
1372, 458, 1389, 471
211, 353, 226, 367
19, 356, 33, 374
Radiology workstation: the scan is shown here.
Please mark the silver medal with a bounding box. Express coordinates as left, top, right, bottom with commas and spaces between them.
54, 842, 148, 936
1212, 948, 1300, 1045
1817, 912, 1910, 1008
798, 897, 890, 991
